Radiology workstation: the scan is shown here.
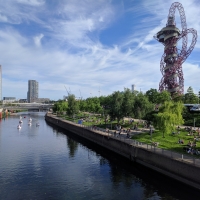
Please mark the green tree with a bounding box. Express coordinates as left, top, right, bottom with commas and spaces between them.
145, 88, 159, 104
172, 93, 184, 102
157, 90, 171, 104
67, 94, 79, 117
154, 101, 184, 137
79, 99, 87, 111
52, 101, 68, 113
109, 91, 124, 123
122, 88, 134, 117
85, 97, 102, 113
184, 86, 198, 104
132, 92, 154, 119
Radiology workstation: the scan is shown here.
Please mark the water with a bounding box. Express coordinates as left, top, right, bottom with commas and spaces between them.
0, 112, 199, 200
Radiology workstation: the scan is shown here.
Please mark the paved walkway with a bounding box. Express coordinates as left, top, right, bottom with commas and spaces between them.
53, 114, 200, 167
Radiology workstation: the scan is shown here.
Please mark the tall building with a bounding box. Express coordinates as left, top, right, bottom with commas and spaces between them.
27, 80, 38, 103
131, 84, 135, 92
0, 65, 2, 100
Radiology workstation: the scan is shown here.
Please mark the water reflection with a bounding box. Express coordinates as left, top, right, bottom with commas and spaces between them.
67, 137, 79, 157
0, 113, 200, 200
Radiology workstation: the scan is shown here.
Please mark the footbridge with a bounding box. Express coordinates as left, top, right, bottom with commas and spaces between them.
2, 103, 54, 112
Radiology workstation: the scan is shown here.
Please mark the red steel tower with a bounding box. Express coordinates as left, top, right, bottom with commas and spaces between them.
154, 2, 197, 96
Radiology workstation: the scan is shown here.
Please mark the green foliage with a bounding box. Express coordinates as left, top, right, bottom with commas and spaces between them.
67, 94, 79, 116
79, 100, 87, 111
157, 90, 171, 104
109, 91, 124, 123
85, 97, 102, 113
132, 92, 154, 119
171, 93, 184, 102
183, 107, 200, 127
131, 129, 199, 154
183, 86, 198, 104
154, 101, 184, 137
145, 88, 159, 104
52, 101, 68, 113
122, 88, 134, 117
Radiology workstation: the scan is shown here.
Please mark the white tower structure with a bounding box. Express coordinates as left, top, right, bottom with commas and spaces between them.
131, 84, 135, 92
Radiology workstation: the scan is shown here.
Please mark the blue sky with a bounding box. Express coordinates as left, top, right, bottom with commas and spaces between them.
0, 0, 200, 100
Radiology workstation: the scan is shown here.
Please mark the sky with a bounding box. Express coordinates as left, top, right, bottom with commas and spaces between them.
0, 0, 200, 100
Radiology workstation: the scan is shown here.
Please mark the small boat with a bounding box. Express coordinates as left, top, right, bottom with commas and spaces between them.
19, 120, 23, 124
28, 122, 32, 126
17, 124, 21, 129
29, 118, 32, 122
36, 122, 40, 126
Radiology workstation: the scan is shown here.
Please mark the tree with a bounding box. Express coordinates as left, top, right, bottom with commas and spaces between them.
172, 93, 184, 102
157, 90, 171, 104
154, 101, 184, 138
79, 99, 87, 111
109, 91, 124, 123
145, 88, 159, 104
184, 86, 198, 104
52, 101, 68, 113
121, 88, 134, 117
85, 97, 102, 113
132, 92, 154, 119
67, 94, 79, 117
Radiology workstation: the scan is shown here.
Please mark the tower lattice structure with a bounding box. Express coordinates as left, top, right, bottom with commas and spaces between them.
154, 2, 197, 95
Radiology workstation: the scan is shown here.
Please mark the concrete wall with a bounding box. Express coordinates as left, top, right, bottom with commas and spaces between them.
45, 114, 200, 190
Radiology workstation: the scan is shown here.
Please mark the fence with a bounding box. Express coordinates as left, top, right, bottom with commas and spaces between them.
56, 115, 200, 167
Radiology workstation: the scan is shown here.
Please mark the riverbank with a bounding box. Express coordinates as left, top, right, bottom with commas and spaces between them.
45, 113, 200, 191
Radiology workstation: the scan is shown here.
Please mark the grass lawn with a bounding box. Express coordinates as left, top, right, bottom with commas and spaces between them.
131, 129, 200, 155
56, 113, 200, 156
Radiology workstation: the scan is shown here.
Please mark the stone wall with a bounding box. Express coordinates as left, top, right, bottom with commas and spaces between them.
45, 113, 200, 190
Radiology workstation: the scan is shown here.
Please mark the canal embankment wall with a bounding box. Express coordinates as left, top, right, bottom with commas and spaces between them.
45, 113, 200, 190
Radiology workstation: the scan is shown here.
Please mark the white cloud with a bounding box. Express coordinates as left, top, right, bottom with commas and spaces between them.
34, 34, 44, 47
0, 14, 8, 22
0, 0, 199, 100
17, 0, 45, 6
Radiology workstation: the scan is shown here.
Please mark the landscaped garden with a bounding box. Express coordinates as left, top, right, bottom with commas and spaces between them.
56, 111, 200, 156
53, 86, 200, 156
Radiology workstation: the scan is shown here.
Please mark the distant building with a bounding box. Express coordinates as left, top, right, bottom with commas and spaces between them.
27, 80, 39, 103
35, 98, 50, 103
3, 97, 16, 104
0, 65, 2, 100
131, 84, 135, 92
19, 99, 28, 103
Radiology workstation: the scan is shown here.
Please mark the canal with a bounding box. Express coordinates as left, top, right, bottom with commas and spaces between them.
0, 112, 199, 200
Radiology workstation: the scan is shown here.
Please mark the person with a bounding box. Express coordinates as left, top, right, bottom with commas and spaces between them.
114, 131, 116, 137
187, 147, 191, 154
187, 141, 192, 147
127, 133, 130, 138
181, 139, 184, 144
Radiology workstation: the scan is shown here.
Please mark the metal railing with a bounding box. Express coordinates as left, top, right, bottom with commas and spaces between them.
54, 115, 200, 167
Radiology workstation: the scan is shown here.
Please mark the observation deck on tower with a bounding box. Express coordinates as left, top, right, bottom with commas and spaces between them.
154, 2, 197, 96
